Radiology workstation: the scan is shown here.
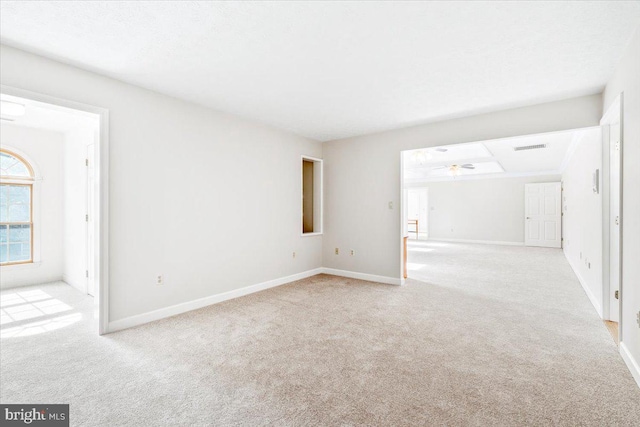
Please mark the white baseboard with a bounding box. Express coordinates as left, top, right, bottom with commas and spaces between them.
564, 254, 603, 318
320, 268, 403, 286
107, 268, 323, 333
620, 342, 640, 389
107, 266, 404, 333
0, 273, 62, 290
62, 274, 86, 294
427, 238, 524, 246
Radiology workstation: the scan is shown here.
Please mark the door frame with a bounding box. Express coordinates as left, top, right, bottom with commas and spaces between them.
86, 142, 96, 297
1, 84, 111, 335
600, 93, 623, 336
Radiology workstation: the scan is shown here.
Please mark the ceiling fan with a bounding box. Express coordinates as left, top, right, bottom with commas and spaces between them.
431, 163, 475, 176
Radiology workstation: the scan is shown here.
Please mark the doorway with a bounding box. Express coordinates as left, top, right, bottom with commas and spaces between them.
601, 94, 623, 336
0, 86, 109, 334
400, 127, 602, 287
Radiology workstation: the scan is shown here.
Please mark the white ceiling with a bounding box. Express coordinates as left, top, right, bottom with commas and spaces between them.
483, 133, 575, 174
403, 127, 602, 183
1, 1, 639, 141
1, 94, 99, 133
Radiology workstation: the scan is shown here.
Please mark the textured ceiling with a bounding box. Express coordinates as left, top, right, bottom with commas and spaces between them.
1, 1, 639, 141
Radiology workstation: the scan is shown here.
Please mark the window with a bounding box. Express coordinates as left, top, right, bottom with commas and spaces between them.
301, 156, 323, 235
0, 150, 34, 264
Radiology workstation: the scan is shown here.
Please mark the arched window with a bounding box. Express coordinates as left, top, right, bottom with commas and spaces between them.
0, 149, 34, 264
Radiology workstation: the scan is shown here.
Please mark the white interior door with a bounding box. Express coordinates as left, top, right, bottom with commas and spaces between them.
609, 123, 621, 322
86, 144, 96, 297
525, 182, 562, 248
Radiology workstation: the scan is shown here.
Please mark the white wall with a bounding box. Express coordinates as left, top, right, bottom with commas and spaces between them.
413, 175, 561, 244
561, 131, 603, 315
0, 125, 64, 288
63, 127, 96, 292
603, 27, 640, 385
323, 95, 602, 279
0, 45, 323, 323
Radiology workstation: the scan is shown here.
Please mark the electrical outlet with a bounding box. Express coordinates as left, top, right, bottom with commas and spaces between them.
388, 201, 393, 210
636, 311, 640, 328
292, 251, 296, 258
335, 248, 339, 255
350, 249, 355, 256
156, 275, 163, 286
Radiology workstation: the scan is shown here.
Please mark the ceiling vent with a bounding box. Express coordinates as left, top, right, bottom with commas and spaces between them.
514, 144, 546, 151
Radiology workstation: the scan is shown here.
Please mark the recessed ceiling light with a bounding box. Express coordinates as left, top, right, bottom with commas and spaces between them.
0, 101, 26, 117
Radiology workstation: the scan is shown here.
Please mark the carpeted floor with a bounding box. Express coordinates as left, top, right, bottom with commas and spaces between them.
2, 242, 640, 426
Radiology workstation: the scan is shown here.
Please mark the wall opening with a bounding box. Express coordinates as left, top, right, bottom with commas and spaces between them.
1, 88, 109, 335
301, 156, 322, 236
400, 127, 601, 284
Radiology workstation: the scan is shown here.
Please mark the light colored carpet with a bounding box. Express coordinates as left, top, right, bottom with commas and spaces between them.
1, 242, 640, 426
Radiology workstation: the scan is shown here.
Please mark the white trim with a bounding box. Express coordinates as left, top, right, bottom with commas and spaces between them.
565, 254, 603, 318
600, 93, 623, 337
400, 152, 407, 282
426, 238, 524, 247
321, 267, 403, 286
0, 261, 42, 271
301, 155, 323, 163
1, 84, 110, 336
108, 268, 323, 333
601, 122, 611, 322
601, 94, 622, 126
620, 342, 640, 389
62, 274, 85, 293
98, 110, 109, 335
107, 267, 404, 332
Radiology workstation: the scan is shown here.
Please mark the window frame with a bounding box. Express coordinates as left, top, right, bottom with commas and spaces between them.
1, 149, 35, 265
